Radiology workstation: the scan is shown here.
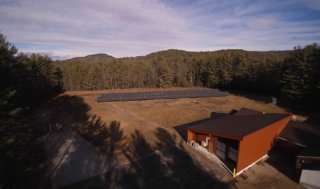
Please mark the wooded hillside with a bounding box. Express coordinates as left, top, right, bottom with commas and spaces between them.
1, 32, 319, 109
56, 45, 320, 109
57, 50, 288, 93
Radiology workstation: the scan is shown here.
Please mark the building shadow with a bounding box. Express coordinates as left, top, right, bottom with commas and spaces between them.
304, 117, 320, 127
265, 149, 299, 182
266, 119, 320, 182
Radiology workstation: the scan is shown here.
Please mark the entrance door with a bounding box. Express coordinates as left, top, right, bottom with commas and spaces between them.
208, 137, 217, 153
208, 141, 214, 153
227, 147, 238, 162
216, 141, 226, 160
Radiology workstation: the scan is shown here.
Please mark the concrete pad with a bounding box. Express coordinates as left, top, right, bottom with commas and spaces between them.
43, 129, 114, 188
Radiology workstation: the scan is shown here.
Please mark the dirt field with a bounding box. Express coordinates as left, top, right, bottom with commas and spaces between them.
58, 89, 303, 189
79, 91, 287, 139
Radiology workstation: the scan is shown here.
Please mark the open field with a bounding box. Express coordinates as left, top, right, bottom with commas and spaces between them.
80, 90, 287, 132
43, 89, 303, 188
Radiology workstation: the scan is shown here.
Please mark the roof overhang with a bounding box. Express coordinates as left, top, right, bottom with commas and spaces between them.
188, 128, 242, 141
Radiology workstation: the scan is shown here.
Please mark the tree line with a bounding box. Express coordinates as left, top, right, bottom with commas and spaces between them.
57, 49, 288, 91
1, 32, 319, 110
57, 44, 319, 109
1, 41, 62, 117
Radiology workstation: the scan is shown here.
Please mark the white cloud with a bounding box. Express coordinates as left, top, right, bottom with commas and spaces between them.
0, 0, 190, 56
0, 0, 319, 58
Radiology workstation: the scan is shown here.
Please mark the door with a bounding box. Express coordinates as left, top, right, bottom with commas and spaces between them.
227, 147, 238, 162
208, 141, 214, 153
208, 137, 217, 153
216, 140, 226, 160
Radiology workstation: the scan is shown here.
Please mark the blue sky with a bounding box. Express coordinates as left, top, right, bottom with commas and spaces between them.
1, 0, 320, 59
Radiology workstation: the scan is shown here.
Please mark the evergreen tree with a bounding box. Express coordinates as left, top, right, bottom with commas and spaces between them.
281, 44, 320, 108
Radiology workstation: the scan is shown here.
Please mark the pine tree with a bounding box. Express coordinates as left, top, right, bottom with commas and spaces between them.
280, 44, 320, 108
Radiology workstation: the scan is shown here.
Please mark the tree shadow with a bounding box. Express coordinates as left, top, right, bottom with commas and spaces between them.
38, 95, 127, 188
221, 89, 320, 116
62, 129, 161, 189
225, 89, 272, 104
112, 127, 231, 189
34, 94, 91, 134
47, 119, 125, 188
78, 116, 126, 155
222, 89, 311, 113
63, 127, 233, 189
118, 130, 165, 189
1, 89, 128, 188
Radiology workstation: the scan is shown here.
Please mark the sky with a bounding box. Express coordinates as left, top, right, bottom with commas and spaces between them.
1, 0, 320, 59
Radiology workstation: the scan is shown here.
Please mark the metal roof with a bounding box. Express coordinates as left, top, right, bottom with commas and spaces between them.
279, 120, 320, 156
233, 108, 263, 116
189, 111, 290, 139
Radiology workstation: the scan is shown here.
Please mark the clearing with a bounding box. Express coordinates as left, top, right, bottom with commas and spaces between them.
42, 88, 304, 189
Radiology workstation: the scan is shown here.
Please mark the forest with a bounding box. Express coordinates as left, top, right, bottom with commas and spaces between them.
57, 43, 320, 109
58, 50, 287, 92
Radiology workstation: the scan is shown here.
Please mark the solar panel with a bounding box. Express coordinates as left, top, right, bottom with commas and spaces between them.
96, 89, 229, 102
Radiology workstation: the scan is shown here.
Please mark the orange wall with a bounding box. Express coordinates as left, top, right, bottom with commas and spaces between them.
187, 130, 209, 141
187, 130, 217, 152
188, 129, 241, 141
236, 116, 291, 172
196, 134, 209, 141
187, 130, 195, 141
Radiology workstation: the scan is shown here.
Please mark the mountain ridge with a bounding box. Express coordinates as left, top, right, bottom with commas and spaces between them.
64, 53, 115, 62
60, 49, 291, 62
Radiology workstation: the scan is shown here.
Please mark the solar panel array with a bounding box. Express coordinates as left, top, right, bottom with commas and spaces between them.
97, 89, 229, 102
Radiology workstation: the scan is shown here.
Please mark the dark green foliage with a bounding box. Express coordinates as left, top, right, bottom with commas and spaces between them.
1, 35, 62, 117
57, 45, 320, 110
280, 44, 320, 108
0, 33, 63, 188
57, 49, 288, 93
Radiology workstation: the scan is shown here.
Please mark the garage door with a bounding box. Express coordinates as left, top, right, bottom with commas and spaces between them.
216, 141, 226, 160
227, 147, 238, 162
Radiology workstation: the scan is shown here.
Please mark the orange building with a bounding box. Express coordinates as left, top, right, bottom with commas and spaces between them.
187, 108, 291, 175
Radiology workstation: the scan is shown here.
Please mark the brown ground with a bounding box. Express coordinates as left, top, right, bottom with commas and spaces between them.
58, 89, 303, 189
81, 90, 286, 126
66, 87, 208, 96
